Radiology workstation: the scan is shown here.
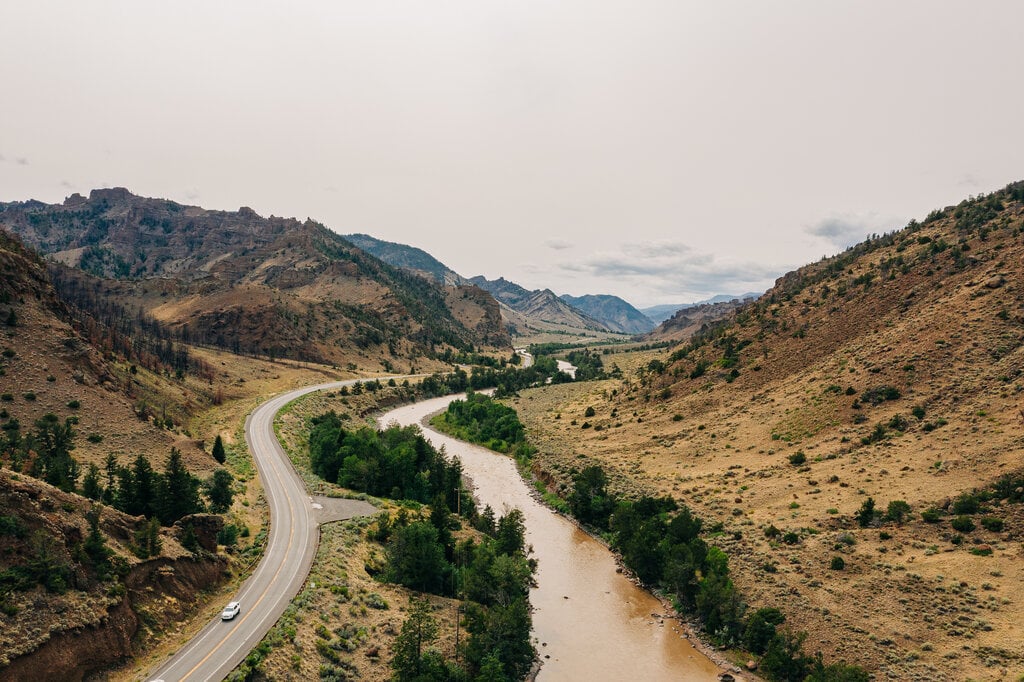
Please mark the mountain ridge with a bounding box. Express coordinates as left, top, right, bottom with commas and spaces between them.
0, 189, 509, 366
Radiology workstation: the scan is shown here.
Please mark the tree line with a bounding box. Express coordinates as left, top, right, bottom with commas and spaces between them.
567, 464, 868, 681
1, 413, 233, 533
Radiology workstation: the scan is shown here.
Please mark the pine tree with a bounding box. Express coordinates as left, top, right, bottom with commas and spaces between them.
156, 448, 203, 525
82, 463, 103, 500
205, 468, 234, 513
211, 434, 226, 464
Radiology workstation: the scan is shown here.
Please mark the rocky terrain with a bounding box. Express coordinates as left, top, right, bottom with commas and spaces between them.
512, 182, 1024, 681
0, 469, 227, 682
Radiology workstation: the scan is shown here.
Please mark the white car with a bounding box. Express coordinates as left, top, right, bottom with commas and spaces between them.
221, 601, 240, 620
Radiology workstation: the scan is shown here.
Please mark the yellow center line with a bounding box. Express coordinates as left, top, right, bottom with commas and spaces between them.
178, 402, 300, 681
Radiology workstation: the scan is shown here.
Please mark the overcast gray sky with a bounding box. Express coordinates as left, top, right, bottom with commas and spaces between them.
2, 1, 1022, 308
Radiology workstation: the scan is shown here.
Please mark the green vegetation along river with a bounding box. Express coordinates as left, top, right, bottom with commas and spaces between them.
380, 395, 722, 681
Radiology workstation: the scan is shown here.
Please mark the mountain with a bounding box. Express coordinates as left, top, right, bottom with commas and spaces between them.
467, 276, 608, 334
645, 299, 751, 342
641, 292, 762, 324
343, 233, 468, 286
0, 189, 509, 367
558, 294, 654, 334
513, 180, 1024, 681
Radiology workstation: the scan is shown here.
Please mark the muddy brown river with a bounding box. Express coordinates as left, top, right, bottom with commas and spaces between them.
381, 395, 721, 681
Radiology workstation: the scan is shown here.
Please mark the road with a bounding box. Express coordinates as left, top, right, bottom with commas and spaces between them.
146, 379, 369, 682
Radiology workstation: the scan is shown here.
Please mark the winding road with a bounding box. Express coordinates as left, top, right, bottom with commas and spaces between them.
146, 379, 372, 682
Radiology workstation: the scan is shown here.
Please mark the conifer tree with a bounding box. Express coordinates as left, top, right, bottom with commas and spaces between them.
211, 434, 226, 464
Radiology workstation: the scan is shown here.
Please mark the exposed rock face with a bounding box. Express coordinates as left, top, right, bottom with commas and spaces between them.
173, 513, 224, 552
0, 472, 229, 681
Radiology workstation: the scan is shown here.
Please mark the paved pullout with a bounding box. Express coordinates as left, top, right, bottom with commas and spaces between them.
146, 380, 376, 682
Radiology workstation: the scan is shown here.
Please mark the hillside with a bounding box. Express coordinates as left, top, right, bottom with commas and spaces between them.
0, 189, 509, 368
343, 232, 468, 286
559, 293, 654, 334
468, 275, 608, 334
512, 181, 1024, 681
645, 298, 755, 342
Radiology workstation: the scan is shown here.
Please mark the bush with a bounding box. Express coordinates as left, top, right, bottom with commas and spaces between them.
920, 508, 942, 523
885, 500, 911, 524
788, 451, 806, 466
584, 406, 596, 418
830, 556, 846, 570
861, 385, 901, 405
950, 516, 975, 533
980, 517, 1005, 532
66, 400, 80, 409
952, 493, 981, 515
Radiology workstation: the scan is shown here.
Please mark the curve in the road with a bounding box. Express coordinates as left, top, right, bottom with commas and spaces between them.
146, 379, 372, 682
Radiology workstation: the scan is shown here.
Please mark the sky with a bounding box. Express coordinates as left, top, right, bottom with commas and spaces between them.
2, 1, 1023, 308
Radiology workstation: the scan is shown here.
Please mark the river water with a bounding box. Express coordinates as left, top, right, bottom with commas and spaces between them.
379, 395, 721, 681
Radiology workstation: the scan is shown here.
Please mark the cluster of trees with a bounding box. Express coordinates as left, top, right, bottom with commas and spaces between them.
566, 464, 867, 681
564, 349, 609, 381
81, 448, 232, 528
1, 412, 232, 531
431, 391, 536, 460
2, 413, 81, 491
48, 265, 214, 380
308, 415, 470, 511
380, 506, 536, 682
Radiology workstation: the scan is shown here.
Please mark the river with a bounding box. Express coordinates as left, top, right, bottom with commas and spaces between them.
379, 395, 722, 681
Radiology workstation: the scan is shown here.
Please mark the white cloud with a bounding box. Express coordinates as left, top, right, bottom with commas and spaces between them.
554, 240, 782, 301
805, 212, 903, 251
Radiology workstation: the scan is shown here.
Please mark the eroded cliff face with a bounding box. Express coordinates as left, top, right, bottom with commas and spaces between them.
0, 472, 229, 682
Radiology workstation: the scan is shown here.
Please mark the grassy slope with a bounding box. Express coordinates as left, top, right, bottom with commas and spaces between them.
512, 186, 1024, 681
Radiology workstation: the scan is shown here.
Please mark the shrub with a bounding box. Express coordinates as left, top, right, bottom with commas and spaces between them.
856, 497, 876, 527
22, 392, 35, 401
764, 524, 781, 539
911, 405, 926, 420
788, 451, 807, 466
885, 500, 911, 524
952, 493, 981, 515
950, 516, 975, 533
887, 414, 909, 431
0, 393, 11, 402
980, 517, 1005, 532
584, 406, 596, 418
782, 531, 800, 545
921, 508, 942, 523
87, 433, 103, 443
861, 386, 901, 405
67, 399, 81, 409
830, 556, 846, 570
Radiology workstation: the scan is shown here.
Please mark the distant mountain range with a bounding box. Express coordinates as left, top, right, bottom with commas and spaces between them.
468, 276, 608, 333
559, 294, 654, 334
345, 230, 754, 337
641, 293, 761, 324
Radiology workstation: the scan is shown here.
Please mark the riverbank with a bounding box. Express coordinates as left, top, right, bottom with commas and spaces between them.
388, 395, 723, 681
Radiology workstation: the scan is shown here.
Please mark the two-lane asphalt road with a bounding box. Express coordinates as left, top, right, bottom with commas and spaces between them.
147, 380, 360, 682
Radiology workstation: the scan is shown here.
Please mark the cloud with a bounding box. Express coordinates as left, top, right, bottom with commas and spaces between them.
805, 212, 902, 251
15, 157, 28, 166
553, 240, 783, 301
544, 238, 572, 250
